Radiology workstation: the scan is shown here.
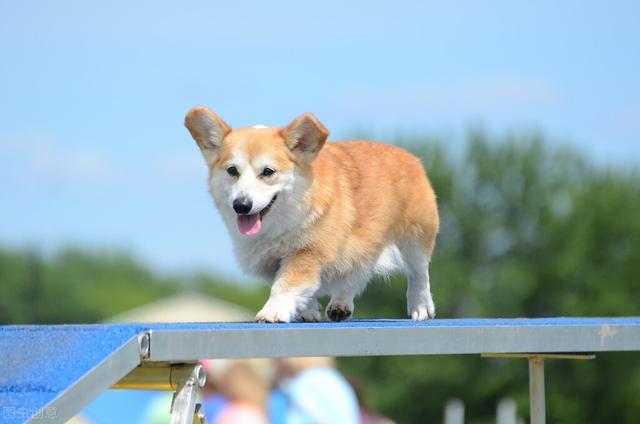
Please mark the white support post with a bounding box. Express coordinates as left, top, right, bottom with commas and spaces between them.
444, 398, 465, 424
528, 357, 545, 424
482, 352, 594, 424
496, 398, 517, 424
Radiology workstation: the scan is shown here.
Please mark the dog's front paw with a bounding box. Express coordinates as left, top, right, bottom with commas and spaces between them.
407, 292, 436, 321
299, 299, 322, 322
255, 301, 296, 323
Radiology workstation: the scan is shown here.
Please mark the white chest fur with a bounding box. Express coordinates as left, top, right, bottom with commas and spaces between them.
216, 195, 311, 282
231, 231, 300, 281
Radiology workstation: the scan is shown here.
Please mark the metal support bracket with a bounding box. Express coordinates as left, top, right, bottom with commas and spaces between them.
113, 362, 207, 424
482, 352, 595, 424
169, 363, 206, 424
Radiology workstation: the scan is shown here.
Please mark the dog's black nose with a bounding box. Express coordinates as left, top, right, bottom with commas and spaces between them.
233, 197, 253, 214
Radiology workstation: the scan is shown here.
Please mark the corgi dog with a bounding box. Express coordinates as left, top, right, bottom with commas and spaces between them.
185, 107, 439, 322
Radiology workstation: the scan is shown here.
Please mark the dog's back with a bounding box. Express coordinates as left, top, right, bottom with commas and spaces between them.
314, 141, 439, 261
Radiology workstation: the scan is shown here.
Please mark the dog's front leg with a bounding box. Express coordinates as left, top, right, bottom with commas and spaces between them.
255, 251, 322, 323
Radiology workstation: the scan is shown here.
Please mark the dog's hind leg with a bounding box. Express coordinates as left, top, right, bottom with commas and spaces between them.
399, 239, 436, 321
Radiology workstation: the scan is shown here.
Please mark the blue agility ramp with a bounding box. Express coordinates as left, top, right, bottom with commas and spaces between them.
2, 318, 640, 424
0, 324, 145, 423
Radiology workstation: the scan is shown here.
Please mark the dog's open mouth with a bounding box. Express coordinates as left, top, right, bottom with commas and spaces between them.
236, 195, 277, 236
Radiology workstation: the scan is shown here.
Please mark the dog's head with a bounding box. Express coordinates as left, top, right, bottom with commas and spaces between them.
185, 106, 329, 236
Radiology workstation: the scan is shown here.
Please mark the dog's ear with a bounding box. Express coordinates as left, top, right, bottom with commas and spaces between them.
184, 106, 231, 164
282, 113, 329, 162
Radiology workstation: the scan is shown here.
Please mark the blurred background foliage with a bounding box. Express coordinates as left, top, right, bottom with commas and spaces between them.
1, 132, 639, 423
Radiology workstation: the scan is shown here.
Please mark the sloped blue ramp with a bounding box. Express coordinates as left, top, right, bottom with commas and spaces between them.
0, 325, 145, 424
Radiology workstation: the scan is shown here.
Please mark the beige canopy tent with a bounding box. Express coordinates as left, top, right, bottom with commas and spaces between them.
108, 292, 253, 323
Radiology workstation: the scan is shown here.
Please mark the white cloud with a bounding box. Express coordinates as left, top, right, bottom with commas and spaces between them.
0, 132, 116, 185
0, 132, 210, 191
337, 75, 566, 122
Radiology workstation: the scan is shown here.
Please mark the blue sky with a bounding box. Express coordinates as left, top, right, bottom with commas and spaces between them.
1, 1, 639, 281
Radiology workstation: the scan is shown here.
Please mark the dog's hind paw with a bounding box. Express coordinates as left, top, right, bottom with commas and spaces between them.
326, 302, 353, 322
407, 297, 436, 321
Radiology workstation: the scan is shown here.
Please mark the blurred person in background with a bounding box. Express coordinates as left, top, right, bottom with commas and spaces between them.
145, 359, 267, 424
214, 360, 268, 424
199, 359, 230, 423
269, 357, 360, 424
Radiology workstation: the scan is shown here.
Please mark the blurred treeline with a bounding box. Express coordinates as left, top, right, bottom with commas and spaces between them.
1, 131, 640, 423
345, 131, 640, 424
0, 249, 268, 323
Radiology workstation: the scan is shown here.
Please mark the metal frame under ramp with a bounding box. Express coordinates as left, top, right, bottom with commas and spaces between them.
2, 317, 640, 424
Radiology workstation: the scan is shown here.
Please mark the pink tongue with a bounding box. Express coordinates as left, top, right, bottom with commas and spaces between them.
236, 214, 262, 236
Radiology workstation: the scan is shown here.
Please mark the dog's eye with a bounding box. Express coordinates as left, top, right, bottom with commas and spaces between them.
226, 166, 240, 177
261, 167, 276, 177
